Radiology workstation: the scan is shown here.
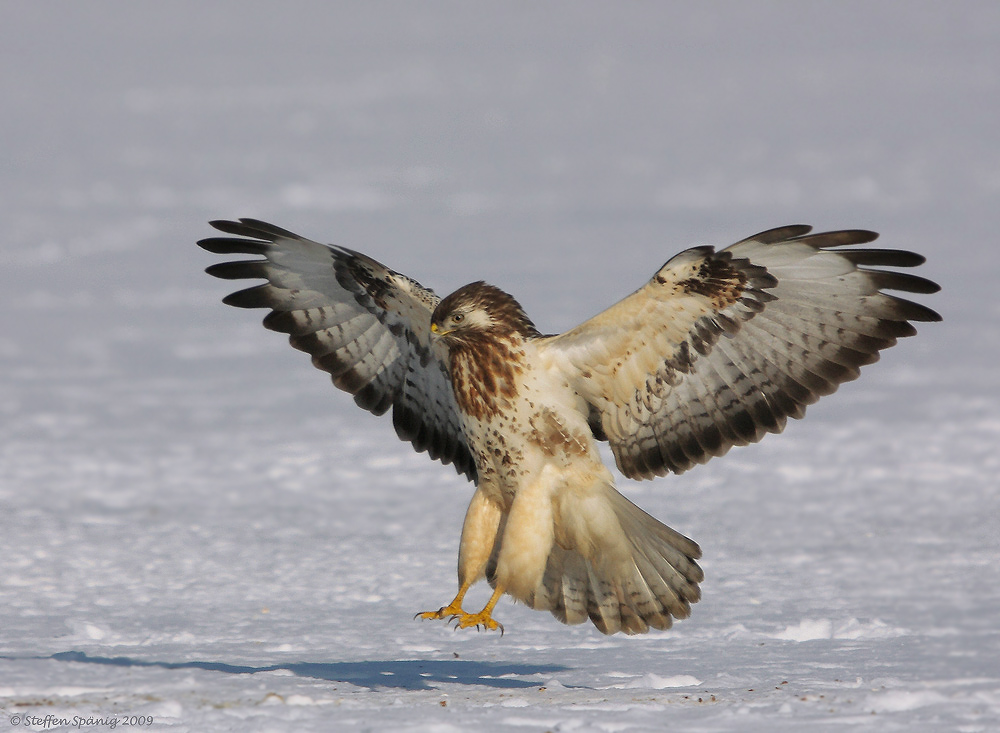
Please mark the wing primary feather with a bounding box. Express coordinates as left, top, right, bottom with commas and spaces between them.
210, 218, 304, 242
794, 229, 880, 248
197, 236, 269, 255
838, 249, 927, 268
205, 261, 271, 280
737, 224, 814, 244
221, 284, 274, 309
865, 270, 942, 295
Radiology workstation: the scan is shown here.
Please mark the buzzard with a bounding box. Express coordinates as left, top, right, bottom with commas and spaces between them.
198, 220, 940, 635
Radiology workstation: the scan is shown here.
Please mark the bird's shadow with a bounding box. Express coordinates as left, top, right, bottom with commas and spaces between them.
33, 651, 568, 690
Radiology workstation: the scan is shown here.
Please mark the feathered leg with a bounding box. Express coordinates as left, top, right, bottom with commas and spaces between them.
417, 486, 503, 626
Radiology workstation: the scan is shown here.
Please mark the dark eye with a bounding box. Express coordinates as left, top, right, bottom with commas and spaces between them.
452, 313, 464, 323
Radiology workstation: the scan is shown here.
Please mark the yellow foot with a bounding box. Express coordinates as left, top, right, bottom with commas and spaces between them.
415, 601, 465, 622
451, 610, 504, 635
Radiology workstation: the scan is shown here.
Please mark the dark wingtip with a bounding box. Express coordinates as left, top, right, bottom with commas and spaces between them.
221, 284, 272, 309
207, 219, 244, 235
748, 224, 814, 244
205, 218, 303, 242
803, 229, 880, 248
235, 218, 305, 240
913, 304, 943, 322
871, 271, 942, 295
205, 261, 270, 280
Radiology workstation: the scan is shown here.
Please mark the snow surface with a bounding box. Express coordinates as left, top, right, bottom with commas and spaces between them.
2, 2, 998, 731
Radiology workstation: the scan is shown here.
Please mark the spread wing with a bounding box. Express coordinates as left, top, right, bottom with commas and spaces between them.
540, 225, 941, 480
198, 218, 476, 482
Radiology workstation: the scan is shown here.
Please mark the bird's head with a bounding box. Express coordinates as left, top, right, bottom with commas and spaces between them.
431, 281, 540, 343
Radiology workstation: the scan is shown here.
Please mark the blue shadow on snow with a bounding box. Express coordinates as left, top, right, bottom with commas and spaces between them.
36, 651, 566, 690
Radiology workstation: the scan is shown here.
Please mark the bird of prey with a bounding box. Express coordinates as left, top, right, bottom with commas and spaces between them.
198, 220, 940, 635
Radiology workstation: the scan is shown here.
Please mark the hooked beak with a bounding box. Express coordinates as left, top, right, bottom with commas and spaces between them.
430, 322, 450, 337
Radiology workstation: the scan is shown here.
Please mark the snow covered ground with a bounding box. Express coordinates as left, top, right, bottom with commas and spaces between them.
2, 2, 998, 730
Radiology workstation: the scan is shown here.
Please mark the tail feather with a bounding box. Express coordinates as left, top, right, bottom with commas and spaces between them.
532, 548, 588, 626
528, 489, 703, 635
619, 556, 675, 632
631, 548, 688, 620
584, 564, 619, 633
554, 552, 586, 625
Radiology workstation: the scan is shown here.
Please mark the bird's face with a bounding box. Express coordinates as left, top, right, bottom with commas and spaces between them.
430, 297, 494, 339
430, 281, 541, 344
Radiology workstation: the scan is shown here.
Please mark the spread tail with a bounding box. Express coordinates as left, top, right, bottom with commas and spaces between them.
526, 489, 703, 635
